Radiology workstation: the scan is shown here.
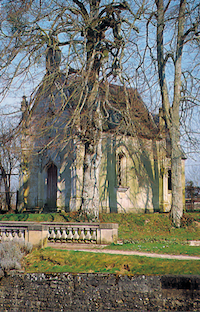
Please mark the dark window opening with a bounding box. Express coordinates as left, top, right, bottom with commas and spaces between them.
47, 163, 57, 208
117, 153, 124, 186
168, 169, 172, 191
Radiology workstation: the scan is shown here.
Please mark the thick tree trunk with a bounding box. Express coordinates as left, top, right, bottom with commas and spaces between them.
170, 0, 186, 227
80, 80, 102, 220
81, 139, 102, 220
170, 126, 183, 227
156, 0, 185, 227
74, 0, 125, 220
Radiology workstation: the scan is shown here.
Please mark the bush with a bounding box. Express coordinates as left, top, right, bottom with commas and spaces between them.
181, 214, 194, 227
0, 240, 32, 278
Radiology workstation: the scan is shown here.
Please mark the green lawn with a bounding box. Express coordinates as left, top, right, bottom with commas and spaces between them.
101, 212, 200, 256
105, 242, 200, 256
100, 212, 200, 242
0, 211, 199, 244
24, 247, 200, 275
1, 211, 200, 272
1, 211, 200, 245
0, 212, 68, 222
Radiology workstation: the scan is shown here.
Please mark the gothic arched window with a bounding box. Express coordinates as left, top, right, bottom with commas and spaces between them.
47, 163, 57, 208
117, 152, 126, 187
168, 169, 172, 191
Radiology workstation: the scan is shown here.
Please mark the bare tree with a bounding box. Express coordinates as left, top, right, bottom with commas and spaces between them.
157, 0, 199, 227
0, 0, 141, 219
133, 0, 200, 227
0, 122, 20, 212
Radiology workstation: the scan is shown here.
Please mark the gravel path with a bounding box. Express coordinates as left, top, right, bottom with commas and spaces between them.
48, 243, 200, 260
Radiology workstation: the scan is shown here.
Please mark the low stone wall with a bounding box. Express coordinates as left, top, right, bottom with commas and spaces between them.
0, 273, 199, 311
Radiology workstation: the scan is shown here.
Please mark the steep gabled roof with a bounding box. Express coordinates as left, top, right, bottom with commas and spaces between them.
100, 83, 159, 139
26, 73, 160, 140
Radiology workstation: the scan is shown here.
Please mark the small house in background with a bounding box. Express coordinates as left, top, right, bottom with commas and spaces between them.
185, 181, 200, 211
17, 57, 185, 214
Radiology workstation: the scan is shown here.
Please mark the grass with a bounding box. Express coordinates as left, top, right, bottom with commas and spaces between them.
0, 212, 68, 222
23, 247, 200, 275
106, 242, 200, 256
1, 211, 200, 245
100, 212, 200, 242
100, 212, 200, 256
1, 211, 200, 239
1, 211, 200, 273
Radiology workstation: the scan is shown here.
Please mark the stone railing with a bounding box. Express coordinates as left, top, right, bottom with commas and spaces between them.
0, 222, 48, 248
0, 221, 118, 247
0, 226, 26, 242
46, 222, 118, 244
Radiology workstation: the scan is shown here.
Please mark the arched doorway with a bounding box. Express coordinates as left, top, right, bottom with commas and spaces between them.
47, 163, 57, 209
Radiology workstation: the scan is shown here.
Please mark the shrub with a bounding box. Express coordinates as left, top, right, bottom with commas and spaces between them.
181, 214, 194, 227
0, 240, 32, 278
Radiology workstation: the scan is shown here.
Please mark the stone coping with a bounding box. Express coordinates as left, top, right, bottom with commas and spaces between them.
0, 221, 48, 231
43, 222, 118, 229
0, 221, 118, 229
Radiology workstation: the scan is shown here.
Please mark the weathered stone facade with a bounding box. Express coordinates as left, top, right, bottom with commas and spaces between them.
0, 273, 199, 311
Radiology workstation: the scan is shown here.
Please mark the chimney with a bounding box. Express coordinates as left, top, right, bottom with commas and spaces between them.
159, 107, 165, 133
21, 96, 28, 115
46, 36, 61, 74
21, 96, 29, 128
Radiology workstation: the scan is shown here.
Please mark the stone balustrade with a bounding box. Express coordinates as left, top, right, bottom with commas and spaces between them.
0, 227, 26, 242
48, 226, 97, 243
0, 221, 118, 247
0, 222, 48, 247
45, 222, 118, 244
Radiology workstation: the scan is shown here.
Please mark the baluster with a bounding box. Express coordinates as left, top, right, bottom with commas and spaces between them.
2, 230, 7, 241
4, 230, 9, 241
56, 228, 61, 241
49, 228, 56, 241
12, 230, 18, 240
61, 228, 67, 241
85, 228, 92, 242
73, 228, 79, 241
67, 228, 73, 241
91, 228, 97, 242
18, 230, 24, 241
79, 228, 85, 241
7, 230, 13, 241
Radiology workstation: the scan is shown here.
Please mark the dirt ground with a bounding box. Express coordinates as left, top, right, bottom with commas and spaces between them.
47, 242, 200, 260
